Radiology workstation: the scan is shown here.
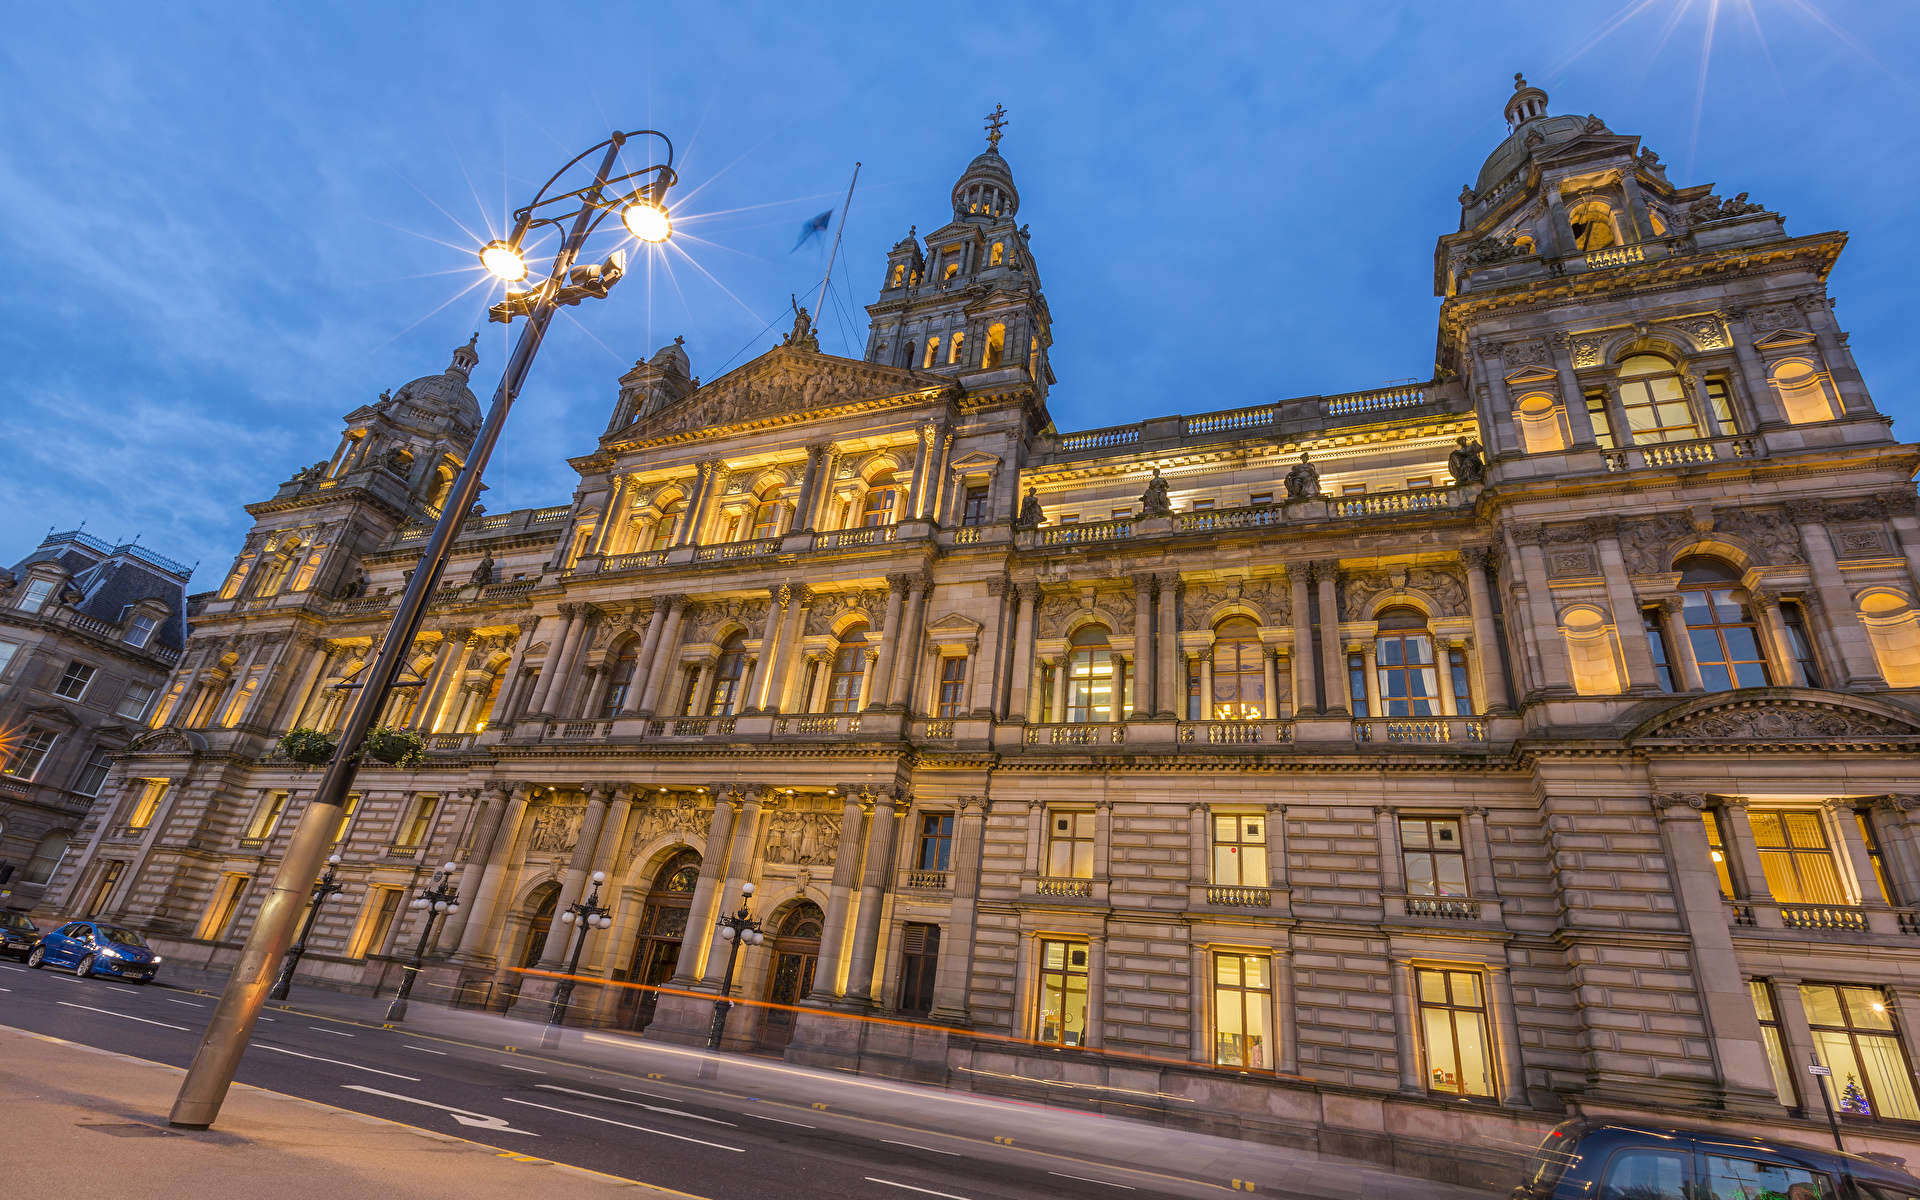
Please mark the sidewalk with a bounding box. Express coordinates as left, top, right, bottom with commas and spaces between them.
0, 1023, 687, 1198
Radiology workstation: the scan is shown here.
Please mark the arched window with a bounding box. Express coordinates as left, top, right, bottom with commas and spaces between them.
655, 849, 701, 893
890, 264, 905, 287
990, 242, 1005, 266
1772, 359, 1838, 424
623, 847, 700, 1031
827, 623, 870, 713
427, 466, 454, 513
601, 645, 639, 717
1066, 626, 1117, 724
520, 884, 560, 970
923, 337, 940, 369
983, 323, 1006, 368
651, 500, 682, 549
1514, 392, 1566, 454
1561, 606, 1625, 695
708, 633, 748, 716
1210, 617, 1265, 720
1567, 201, 1618, 251
1617, 354, 1700, 444
1677, 558, 1771, 691
1375, 606, 1440, 716
862, 472, 897, 527
22, 830, 69, 885
251, 543, 298, 597
943, 262, 960, 281
948, 331, 966, 364
1860, 591, 1920, 687
751, 488, 783, 541
779, 901, 824, 939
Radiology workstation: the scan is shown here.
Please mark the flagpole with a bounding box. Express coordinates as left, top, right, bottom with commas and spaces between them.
814, 162, 861, 346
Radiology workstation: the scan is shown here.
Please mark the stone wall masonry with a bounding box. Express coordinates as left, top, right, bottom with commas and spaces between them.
1563, 935, 1719, 1105
1102, 916, 1194, 1052
1543, 794, 1685, 933
1290, 928, 1401, 1090
1285, 807, 1385, 923
968, 908, 1022, 1032
1504, 939, 1590, 1103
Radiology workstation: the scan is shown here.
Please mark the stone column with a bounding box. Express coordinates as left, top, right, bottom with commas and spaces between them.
625, 600, 668, 712
1789, 499, 1886, 687
1006, 583, 1039, 723
1389, 959, 1425, 1093
485, 625, 535, 727
1156, 572, 1180, 717
441, 782, 507, 950
973, 577, 1009, 716
1189, 803, 1210, 888
1873, 798, 1920, 908
1375, 806, 1403, 894
771, 586, 816, 713
1659, 598, 1707, 693
635, 597, 689, 716
1261, 647, 1280, 720
281, 638, 335, 731
591, 475, 632, 556
809, 790, 869, 1001
1273, 947, 1298, 1075
1463, 806, 1500, 902
1548, 333, 1598, 446
792, 443, 829, 531
1487, 963, 1530, 1106
1652, 792, 1790, 1106
1770, 976, 1820, 1105
750, 585, 793, 712
855, 649, 878, 711
1313, 561, 1346, 715
1359, 641, 1380, 717
1581, 518, 1660, 692
548, 611, 597, 720
804, 654, 831, 713
929, 795, 987, 1022
1476, 344, 1521, 460
454, 783, 531, 960
887, 574, 931, 710
701, 785, 767, 985
535, 783, 613, 966
1048, 657, 1068, 725
1084, 935, 1107, 1049
1131, 573, 1156, 719
1289, 565, 1316, 713
1720, 799, 1778, 916
1189, 942, 1210, 1064
429, 632, 482, 730
867, 575, 910, 710
1507, 525, 1575, 697
1798, 295, 1871, 415
582, 787, 637, 976
523, 606, 577, 717
1460, 547, 1512, 713
1024, 800, 1045, 876
670, 789, 738, 986
677, 460, 720, 547
843, 789, 901, 1004
1748, 588, 1803, 687
1197, 651, 1214, 722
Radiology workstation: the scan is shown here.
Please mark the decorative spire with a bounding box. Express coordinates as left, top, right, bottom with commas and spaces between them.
448, 332, 479, 379
1504, 72, 1549, 132
984, 104, 1008, 151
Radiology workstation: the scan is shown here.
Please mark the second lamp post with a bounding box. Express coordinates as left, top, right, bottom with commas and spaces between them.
385, 863, 460, 1023
542, 871, 614, 1047
707, 882, 765, 1050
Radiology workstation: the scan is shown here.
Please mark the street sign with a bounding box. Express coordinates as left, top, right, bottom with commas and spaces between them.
1809, 1065, 1833, 1076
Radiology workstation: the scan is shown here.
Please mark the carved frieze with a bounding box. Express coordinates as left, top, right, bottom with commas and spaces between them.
1502, 340, 1551, 371
762, 809, 840, 867
527, 804, 585, 854
1715, 508, 1805, 565
684, 596, 772, 643
1338, 568, 1467, 621
627, 794, 714, 852
805, 588, 889, 635
1666, 316, 1727, 350
1569, 335, 1605, 368
639, 355, 924, 438
1747, 305, 1804, 335
1647, 702, 1914, 742
1618, 514, 1694, 575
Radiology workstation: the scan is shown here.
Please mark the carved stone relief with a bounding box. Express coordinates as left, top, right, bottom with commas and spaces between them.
627, 795, 714, 852
1502, 340, 1551, 371
685, 597, 772, 643
1649, 702, 1914, 741
762, 809, 840, 867
1619, 514, 1695, 575
1836, 530, 1889, 557
1569, 335, 1605, 368
1666, 316, 1727, 350
1037, 590, 1133, 639
527, 804, 585, 854
805, 588, 889, 635
1715, 508, 1805, 565
642, 356, 916, 437
1747, 305, 1804, 335
1337, 568, 1467, 621
1549, 550, 1596, 577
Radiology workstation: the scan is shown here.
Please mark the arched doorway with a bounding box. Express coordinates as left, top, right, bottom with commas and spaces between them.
624, 850, 699, 1031
761, 900, 824, 1050
520, 884, 560, 970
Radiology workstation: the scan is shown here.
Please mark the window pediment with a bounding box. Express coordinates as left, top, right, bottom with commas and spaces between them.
1634, 696, 1919, 744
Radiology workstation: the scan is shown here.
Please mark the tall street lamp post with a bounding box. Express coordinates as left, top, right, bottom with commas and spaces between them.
169, 128, 679, 1130
267, 853, 345, 1001
385, 862, 462, 1023
541, 870, 613, 1048
707, 882, 765, 1051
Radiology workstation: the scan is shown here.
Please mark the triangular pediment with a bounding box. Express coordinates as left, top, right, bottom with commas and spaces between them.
625, 349, 946, 441
1634, 694, 1920, 744
1532, 133, 1639, 166
949, 451, 1002, 470
1753, 328, 1817, 350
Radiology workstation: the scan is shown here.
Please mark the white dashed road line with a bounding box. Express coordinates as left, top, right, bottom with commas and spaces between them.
749, 1113, 816, 1128
1049, 1172, 1136, 1189
866, 1180, 975, 1200
496, 1062, 545, 1073
883, 1140, 961, 1156
502, 1098, 744, 1152
310, 1026, 354, 1036
404, 1045, 447, 1054
256, 1044, 419, 1081
166, 999, 204, 1007
56, 1001, 188, 1031
342, 1085, 539, 1135
539, 1084, 735, 1125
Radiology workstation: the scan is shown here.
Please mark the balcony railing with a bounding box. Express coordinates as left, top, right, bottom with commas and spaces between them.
1404, 897, 1480, 921
1584, 244, 1645, 269
1024, 723, 1125, 746
427, 733, 476, 751
814, 524, 897, 550
481, 580, 538, 599
921, 720, 955, 738
1058, 425, 1140, 452
1035, 877, 1093, 898
908, 870, 948, 890
467, 513, 514, 532
1603, 434, 1759, 472
530, 506, 571, 524
694, 537, 781, 562
1328, 487, 1451, 519
1206, 886, 1271, 908
1323, 383, 1428, 418
776, 715, 845, 735
1354, 717, 1486, 744
954, 527, 982, 544
1184, 406, 1274, 436
1780, 905, 1870, 933
1178, 721, 1292, 745
603, 551, 668, 571
549, 720, 607, 740
1180, 505, 1284, 533
1040, 520, 1131, 546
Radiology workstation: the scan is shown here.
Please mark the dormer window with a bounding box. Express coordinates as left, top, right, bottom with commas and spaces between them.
124, 613, 159, 648
16, 578, 55, 614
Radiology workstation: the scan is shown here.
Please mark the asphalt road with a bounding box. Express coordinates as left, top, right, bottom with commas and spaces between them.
0, 959, 1237, 1200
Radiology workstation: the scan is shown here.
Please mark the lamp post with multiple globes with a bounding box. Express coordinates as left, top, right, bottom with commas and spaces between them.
707, 882, 766, 1051
541, 870, 615, 1047
267, 853, 345, 1002
167, 128, 679, 1132
385, 862, 461, 1023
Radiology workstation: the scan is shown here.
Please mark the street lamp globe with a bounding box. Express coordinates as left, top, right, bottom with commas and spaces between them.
480, 239, 528, 281
621, 199, 671, 243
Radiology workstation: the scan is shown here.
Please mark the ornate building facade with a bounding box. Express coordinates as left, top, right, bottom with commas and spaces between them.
42, 80, 1920, 1180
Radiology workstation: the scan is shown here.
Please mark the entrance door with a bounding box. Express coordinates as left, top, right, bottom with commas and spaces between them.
761, 901, 824, 1050
622, 850, 699, 1032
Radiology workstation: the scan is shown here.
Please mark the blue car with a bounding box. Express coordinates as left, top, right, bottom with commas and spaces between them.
28, 920, 162, 982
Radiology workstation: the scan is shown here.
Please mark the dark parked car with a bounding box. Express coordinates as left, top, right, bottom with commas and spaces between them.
0, 911, 38, 960
27, 920, 162, 982
1514, 1119, 1920, 1200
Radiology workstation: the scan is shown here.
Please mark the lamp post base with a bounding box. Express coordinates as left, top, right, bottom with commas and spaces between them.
268, 945, 306, 1002
707, 998, 735, 1050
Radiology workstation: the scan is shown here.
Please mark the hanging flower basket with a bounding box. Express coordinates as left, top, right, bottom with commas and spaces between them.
358, 726, 427, 768
278, 727, 338, 766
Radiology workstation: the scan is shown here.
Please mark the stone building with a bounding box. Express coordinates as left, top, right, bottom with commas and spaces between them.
1, 531, 191, 911
41, 79, 1920, 1180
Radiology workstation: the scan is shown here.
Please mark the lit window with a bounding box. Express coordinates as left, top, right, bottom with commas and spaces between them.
936, 657, 967, 718
1857, 810, 1895, 904
1447, 647, 1475, 715
1065, 627, 1116, 724
73, 748, 116, 798
332, 792, 361, 844
1406, 476, 1434, 490
1377, 607, 1440, 716
1644, 607, 1675, 692
960, 485, 990, 526
348, 888, 402, 959
1418, 968, 1495, 1097
1342, 484, 1368, 496
126, 779, 169, 829
916, 813, 954, 871
1747, 810, 1847, 904
923, 337, 940, 368
652, 500, 682, 549
53, 660, 96, 700
246, 791, 290, 840
1772, 359, 1838, 424
1617, 355, 1701, 444
890, 264, 905, 287
1046, 811, 1096, 878
124, 614, 158, 648
989, 243, 1004, 266
826, 624, 869, 713
1402, 816, 1467, 896
1036, 940, 1090, 1045
1702, 810, 1737, 899
601, 648, 639, 718
1679, 559, 1771, 690
4, 730, 57, 779
396, 794, 438, 846
1801, 984, 1920, 1120
948, 331, 965, 363
115, 683, 155, 721
750, 491, 783, 541
17, 578, 56, 613
1705, 376, 1738, 431
1211, 813, 1268, 886
708, 633, 749, 716
1584, 390, 1616, 449
1214, 953, 1272, 1069
1515, 392, 1566, 454
983, 322, 1005, 367
862, 473, 897, 527
1750, 981, 1799, 1108
1210, 618, 1265, 720
1567, 201, 1617, 251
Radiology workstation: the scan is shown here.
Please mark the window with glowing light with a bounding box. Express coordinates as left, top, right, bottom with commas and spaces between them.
862, 473, 897, 527
1209, 618, 1265, 720
1800, 984, 1920, 1121
1747, 809, 1847, 905
708, 633, 748, 716
1701, 809, 1736, 899
1376, 607, 1441, 716
1567, 201, 1618, 252
1211, 813, 1268, 887
1617, 355, 1701, 444
1678, 558, 1772, 691
1064, 626, 1117, 724
825, 624, 869, 713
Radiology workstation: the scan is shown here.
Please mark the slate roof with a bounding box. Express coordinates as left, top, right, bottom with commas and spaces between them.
10, 531, 192, 652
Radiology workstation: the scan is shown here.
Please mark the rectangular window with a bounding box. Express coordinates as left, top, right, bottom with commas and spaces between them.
1406, 476, 1434, 490
1347, 653, 1368, 717
917, 812, 954, 871
23, 834, 69, 884
1191, 499, 1215, 512
1417, 968, 1495, 1097
115, 682, 156, 721
1858, 811, 1895, 905
1213, 952, 1271, 1069
1801, 983, 1920, 1121
1782, 601, 1822, 687
196, 873, 250, 942
246, 791, 290, 840
73, 748, 115, 797
4, 730, 57, 779
53, 660, 97, 700
1059, 513, 1080, 524
1448, 648, 1475, 715
936, 657, 968, 718
898, 923, 940, 1014
124, 614, 158, 648
1110, 508, 1131, 520
1645, 608, 1675, 692
1402, 817, 1468, 896
0, 640, 19, 680
127, 779, 169, 829
83, 861, 124, 918
348, 887, 403, 959
1045, 811, 1096, 878
1584, 390, 1616, 449
397, 794, 439, 846
17, 578, 55, 613
1702, 810, 1738, 900
1706, 375, 1738, 431
1750, 981, 1799, 1108
1250, 492, 1273, 506
1035, 939, 1090, 1046
960, 485, 990, 526
1342, 484, 1367, 495
1212, 813, 1269, 886
1185, 659, 1201, 720
1748, 810, 1847, 905
332, 792, 362, 844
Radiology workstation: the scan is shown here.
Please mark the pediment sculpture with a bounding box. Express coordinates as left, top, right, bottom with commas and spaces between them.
1643, 700, 1916, 742
633, 351, 929, 438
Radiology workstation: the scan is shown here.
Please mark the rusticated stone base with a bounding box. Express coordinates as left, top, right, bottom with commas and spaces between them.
782, 1007, 951, 1084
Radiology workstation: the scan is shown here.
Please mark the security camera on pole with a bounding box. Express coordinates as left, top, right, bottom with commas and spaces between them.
168, 128, 682, 1131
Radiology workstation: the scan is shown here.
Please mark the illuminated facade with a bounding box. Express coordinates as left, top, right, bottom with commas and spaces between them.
43, 79, 1920, 1180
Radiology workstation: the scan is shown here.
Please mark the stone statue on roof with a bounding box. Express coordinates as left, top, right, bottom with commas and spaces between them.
1139, 468, 1173, 517
1448, 437, 1486, 485
1014, 486, 1046, 529
1284, 452, 1321, 499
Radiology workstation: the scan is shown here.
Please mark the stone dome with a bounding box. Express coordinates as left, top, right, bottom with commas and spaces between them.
951, 149, 1020, 221
1474, 114, 1589, 196
392, 336, 482, 430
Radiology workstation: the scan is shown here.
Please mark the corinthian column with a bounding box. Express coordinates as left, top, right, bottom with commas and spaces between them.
842, 788, 901, 1004
1313, 561, 1346, 715
867, 575, 910, 710
808, 789, 869, 1002
534, 783, 612, 966
1131, 573, 1156, 719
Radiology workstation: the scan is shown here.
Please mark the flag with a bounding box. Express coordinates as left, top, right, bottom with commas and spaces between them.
791, 209, 833, 252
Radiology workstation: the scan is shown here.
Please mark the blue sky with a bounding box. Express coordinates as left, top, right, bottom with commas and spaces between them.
3, 2, 1915, 585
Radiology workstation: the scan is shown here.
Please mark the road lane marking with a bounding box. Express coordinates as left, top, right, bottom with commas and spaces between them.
341, 1085, 539, 1135
538, 1084, 735, 1125
105, 986, 139, 994
496, 1062, 545, 1073
0, 965, 27, 972
259, 1017, 275, 1022
405, 1045, 447, 1055
502, 1098, 743, 1152
0, 986, 11, 992
166, 999, 204, 1007
257, 1045, 419, 1081
1051, 1172, 1135, 1190
310, 1026, 354, 1036
56, 1002, 188, 1031
749, 1114, 815, 1128
866, 1180, 974, 1200
883, 1139, 961, 1156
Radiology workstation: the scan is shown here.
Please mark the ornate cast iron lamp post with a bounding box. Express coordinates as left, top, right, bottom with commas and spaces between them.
385, 862, 461, 1023
707, 882, 765, 1050
267, 853, 344, 1001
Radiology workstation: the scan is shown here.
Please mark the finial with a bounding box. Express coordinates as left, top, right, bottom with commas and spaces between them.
1514, 71, 1526, 90
984, 104, 1008, 150
465, 332, 478, 349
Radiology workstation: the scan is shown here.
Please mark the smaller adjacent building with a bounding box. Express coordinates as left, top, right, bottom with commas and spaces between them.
0, 531, 192, 911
